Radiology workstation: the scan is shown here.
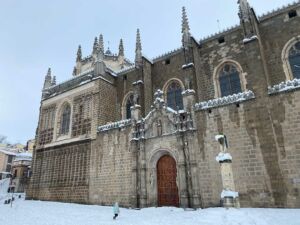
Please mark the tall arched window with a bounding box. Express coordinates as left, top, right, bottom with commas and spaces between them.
219, 64, 242, 97
289, 41, 300, 79
166, 81, 183, 110
60, 104, 71, 135
126, 94, 134, 119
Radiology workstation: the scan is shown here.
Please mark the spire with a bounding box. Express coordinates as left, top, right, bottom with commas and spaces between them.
118, 39, 124, 57
93, 37, 98, 55
51, 76, 56, 86
182, 7, 191, 49
135, 29, 142, 67
238, 0, 256, 38
76, 45, 82, 62
43, 68, 52, 89
99, 34, 104, 53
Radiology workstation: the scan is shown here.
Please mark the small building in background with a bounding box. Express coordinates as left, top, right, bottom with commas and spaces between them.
25, 139, 35, 153
12, 152, 32, 193
0, 148, 16, 179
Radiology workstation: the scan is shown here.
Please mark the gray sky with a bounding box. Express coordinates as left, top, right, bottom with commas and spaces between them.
0, 0, 294, 144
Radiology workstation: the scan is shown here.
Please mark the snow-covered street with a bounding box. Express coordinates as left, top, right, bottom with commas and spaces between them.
0, 197, 300, 225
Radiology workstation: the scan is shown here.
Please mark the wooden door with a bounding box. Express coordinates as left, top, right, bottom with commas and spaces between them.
157, 155, 179, 207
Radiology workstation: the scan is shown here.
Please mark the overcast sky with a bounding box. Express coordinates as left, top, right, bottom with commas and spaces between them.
0, 0, 294, 144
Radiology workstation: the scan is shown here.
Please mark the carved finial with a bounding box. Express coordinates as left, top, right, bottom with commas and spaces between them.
43, 68, 52, 89
51, 76, 56, 86
135, 29, 142, 67
93, 37, 98, 54
118, 39, 124, 57
238, 0, 251, 22
182, 7, 191, 49
76, 45, 82, 62
99, 34, 104, 53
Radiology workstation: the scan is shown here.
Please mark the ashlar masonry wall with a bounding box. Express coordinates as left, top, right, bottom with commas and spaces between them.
89, 126, 133, 206
195, 89, 300, 208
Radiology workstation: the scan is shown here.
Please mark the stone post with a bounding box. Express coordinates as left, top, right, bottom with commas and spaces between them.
215, 135, 240, 208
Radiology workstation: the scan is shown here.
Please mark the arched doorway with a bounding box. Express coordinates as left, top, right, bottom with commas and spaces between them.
157, 155, 179, 207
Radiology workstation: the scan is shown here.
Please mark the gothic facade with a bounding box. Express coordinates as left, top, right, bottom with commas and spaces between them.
27, 1, 300, 208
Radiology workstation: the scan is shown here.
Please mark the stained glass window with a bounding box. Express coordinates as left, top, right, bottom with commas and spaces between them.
167, 81, 183, 110
289, 42, 300, 79
219, 64, 242, 97
60, 104, 71, 135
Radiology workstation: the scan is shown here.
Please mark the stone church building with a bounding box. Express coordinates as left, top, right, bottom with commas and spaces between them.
27, 1, 300, 208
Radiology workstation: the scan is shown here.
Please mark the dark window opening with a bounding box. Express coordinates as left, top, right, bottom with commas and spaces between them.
219, 64, 242, 97
165, 59, 171, 65
289, 10, 297, 18
126, 95, 134, 119
167, 81, 183, 110
208, 109, 212, 114
123, 75, 127, 80
218, 36, 225, 44
236, 103, 240, 108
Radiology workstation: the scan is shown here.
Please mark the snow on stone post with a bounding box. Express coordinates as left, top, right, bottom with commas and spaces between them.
215, 134, 240, 209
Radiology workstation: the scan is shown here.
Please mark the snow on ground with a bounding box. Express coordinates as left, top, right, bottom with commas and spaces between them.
0, 197, 300, 225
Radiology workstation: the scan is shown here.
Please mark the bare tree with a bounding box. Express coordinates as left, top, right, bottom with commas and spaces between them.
0, 135, 7, 143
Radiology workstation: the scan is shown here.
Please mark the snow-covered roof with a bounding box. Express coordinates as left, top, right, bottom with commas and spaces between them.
0, 149, 17, 156
14, 152, 32, 162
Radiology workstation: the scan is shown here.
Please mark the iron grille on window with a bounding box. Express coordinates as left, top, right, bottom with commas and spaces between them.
167, 82, 183, 110
289, 42, 300, 79
219, 64, 242, 97
60, 104, 71, 135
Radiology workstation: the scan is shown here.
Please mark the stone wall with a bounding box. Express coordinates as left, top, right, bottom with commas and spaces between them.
27, 140, 91, 203
89, 127, 133, 207
194, 89, 300, 208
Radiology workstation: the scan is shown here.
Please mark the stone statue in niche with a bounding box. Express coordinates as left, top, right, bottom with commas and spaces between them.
133, 91, 139, 105
149, 170, 154, 187
156, 119, 162, 136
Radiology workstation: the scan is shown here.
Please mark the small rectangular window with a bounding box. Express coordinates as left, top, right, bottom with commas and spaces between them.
123, 75, 127, 80
165, 59, 171, 65
289, 10, 297, 18
218, 36, 225, 44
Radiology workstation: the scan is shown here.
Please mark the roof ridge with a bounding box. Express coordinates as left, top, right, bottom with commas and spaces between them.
258, 0, 300, 20
199, 24, 240, 43
152, 46, 182, 62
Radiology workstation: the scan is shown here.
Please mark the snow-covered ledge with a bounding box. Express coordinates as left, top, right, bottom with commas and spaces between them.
221, 190, 239, 199
182, 63, 194, 69
194, 90, 255, 111
98, 119, 131, 132
268, 78, 300, 95
182, 89, 195, 96
216, 152, 232, 163
243, 35, 258, 44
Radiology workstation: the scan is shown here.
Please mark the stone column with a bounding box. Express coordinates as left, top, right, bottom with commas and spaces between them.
215, 135, 240, 208
129, 105, 142, 208
182, 90, 202, 208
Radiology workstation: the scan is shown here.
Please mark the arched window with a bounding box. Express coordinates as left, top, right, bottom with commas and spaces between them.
60, 104, 71, 135
219, 64, 242, 97
288, 41, 300, 79
125, 94, 134, 119
166, 81, 183, 110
